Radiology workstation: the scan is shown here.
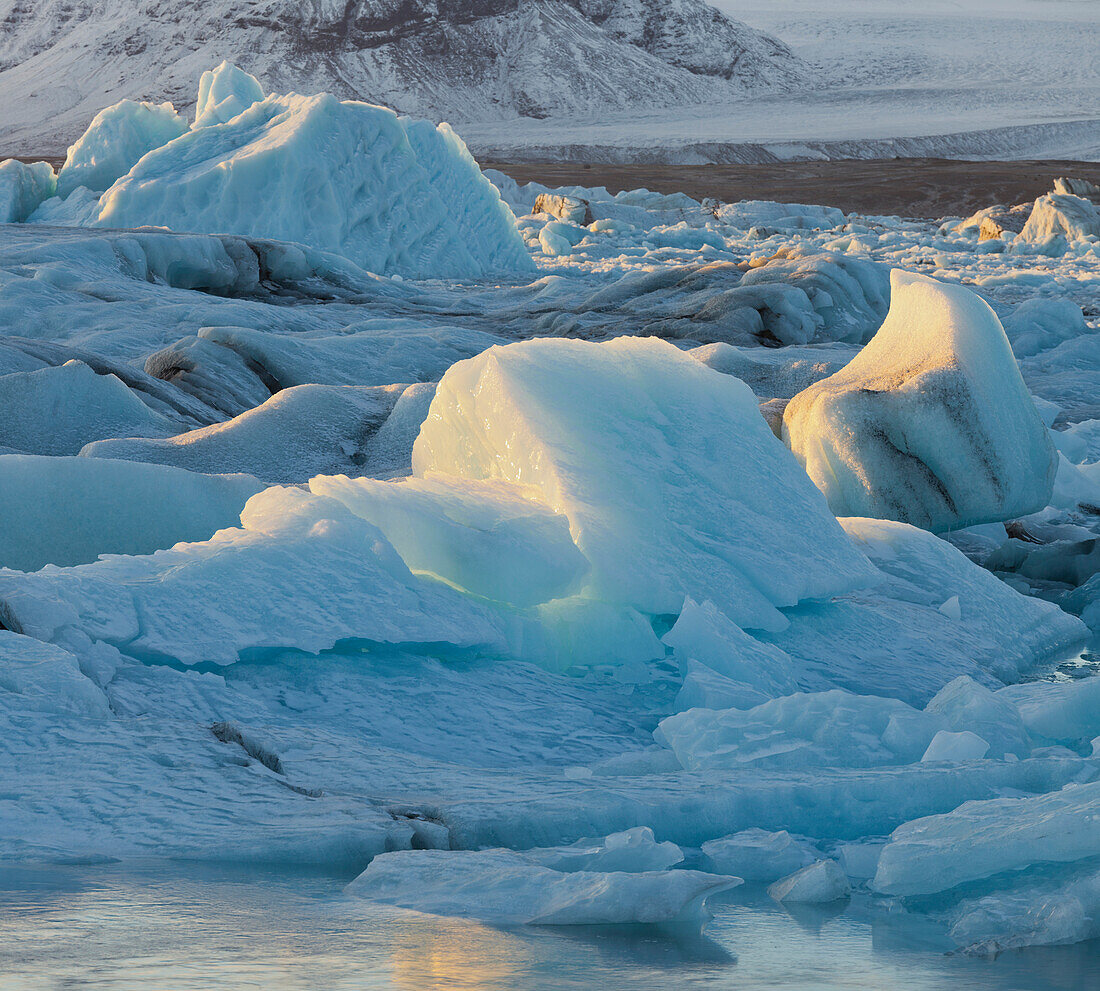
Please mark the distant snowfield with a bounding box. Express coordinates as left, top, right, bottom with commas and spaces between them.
463, 0, 1100, 162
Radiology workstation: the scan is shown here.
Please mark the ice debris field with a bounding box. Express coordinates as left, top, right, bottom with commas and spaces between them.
2, 63, 1100, 960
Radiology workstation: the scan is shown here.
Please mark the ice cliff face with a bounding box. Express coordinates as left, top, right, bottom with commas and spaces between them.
0, 0, 806, 154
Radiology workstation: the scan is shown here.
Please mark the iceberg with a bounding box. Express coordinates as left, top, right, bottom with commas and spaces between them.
783, 271, 1057, 532
768, 859, 851, 904
413, 336, 878, 631
93, 86, 534, 279
345, 848, 739, 927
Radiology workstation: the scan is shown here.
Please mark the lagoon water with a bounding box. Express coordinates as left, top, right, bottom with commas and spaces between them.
1, 863, 1097, 991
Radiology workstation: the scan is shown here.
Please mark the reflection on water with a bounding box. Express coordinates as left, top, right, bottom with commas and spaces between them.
0, 863, 1097, 990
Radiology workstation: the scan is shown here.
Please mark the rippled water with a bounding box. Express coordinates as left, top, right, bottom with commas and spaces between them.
1, 864, 1097, 990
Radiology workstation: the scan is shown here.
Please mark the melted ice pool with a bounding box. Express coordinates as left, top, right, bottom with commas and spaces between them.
1, 864, 1096, 990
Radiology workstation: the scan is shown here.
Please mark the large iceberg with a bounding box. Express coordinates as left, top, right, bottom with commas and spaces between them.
85, 71, 533, 279
413, 336, 878, 631
782, 271, 1057, 532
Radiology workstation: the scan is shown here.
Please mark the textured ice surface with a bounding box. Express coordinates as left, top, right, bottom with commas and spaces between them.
0, 485, 506, 666
0, 455, 261, 571
414, 336, 878, 630
784, 271, 1057, 532
764, 518, 1087, 703
346, 848, 739, 927
520, 827, 684, 873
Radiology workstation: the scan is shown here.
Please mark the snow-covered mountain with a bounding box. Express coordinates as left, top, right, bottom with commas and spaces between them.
0, 0, 807, 155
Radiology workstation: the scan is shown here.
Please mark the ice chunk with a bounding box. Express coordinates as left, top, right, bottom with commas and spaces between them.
768, 860, 851, 903
873, 780, 1100, 897
309, 474, 588, 607
835, 840, 885, 881
57, 100, 188, 197
769, 518, 1089, 702
783, 271, 1057, 532
0, 631, 109, 717
656, 690, 940, 772
715, 201, 846, 231
0, 159, 56, 223
0, 360, 179, 456
948, 866, 1100, 953
1018, 193, 1100, 245
0, 455, 262, 571
1003, 297, 1089, 359
701, 829, 818, 882
738, 247, 889, 345
997, 677, 1100, 749
193, 62, 265, 129
95, 90, 534, 279
921, 730, 990, 763
663, 598, 798, 709
522, 827, 683, 873
0, 486, 506, 666
345, 849, 738, 926
414, 337, 877, 630
196, 323, 504, 390
924, 676, 1030, 759
82, 384, 406, 484
691, 341, 858, 400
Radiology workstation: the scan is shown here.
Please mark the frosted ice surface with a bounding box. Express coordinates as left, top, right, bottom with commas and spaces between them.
784, 271, 1058, 532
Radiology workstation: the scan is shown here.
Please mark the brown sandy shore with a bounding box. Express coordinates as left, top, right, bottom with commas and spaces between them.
11, 155, 1100, 222
484, 158, 1100, 221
